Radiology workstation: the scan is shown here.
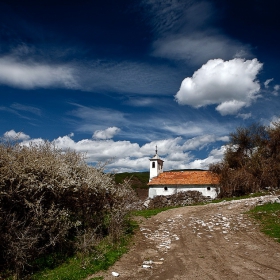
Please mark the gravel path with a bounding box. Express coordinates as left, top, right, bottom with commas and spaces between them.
88, 195, 280, 280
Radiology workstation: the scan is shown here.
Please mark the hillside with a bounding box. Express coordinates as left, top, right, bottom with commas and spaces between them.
114, 172, 149, 189
114, 172, 149, 200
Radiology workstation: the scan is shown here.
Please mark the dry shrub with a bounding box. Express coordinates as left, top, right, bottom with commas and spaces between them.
210, 121, 280, 198
0, 141, 136, 278
147, 190, 210, 209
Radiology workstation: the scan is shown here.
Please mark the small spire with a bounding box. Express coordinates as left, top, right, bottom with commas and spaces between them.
155, 145, 158, 155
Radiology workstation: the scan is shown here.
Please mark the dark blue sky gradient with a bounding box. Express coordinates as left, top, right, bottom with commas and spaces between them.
0, 0, 279, 172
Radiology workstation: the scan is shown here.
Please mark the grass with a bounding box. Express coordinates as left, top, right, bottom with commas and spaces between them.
30, 208, 172, 279
131, 206, 179, 219
30, 220, 138, 280
30, 241, 126, 280
248, 202, 280, 242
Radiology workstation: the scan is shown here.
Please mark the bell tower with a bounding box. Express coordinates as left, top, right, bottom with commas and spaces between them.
149, 146, 164, 181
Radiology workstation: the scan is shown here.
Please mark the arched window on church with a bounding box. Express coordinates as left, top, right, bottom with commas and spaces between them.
152, 162, 155, 168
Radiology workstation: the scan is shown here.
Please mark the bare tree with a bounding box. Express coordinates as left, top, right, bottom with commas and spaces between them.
210, 121, 280, 197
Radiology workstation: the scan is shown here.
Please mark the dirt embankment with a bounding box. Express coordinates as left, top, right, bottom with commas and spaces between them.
89, 195, 280, 280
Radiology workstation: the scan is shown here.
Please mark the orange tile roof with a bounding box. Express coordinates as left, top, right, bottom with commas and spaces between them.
148, 171, 219, 185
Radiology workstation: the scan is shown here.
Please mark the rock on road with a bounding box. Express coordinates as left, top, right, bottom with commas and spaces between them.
88, 195, 280, 280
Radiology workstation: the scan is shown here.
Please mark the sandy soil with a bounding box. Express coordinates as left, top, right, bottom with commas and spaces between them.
88, 195, 280, 280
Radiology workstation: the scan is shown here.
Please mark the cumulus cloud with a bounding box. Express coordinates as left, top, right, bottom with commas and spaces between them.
186, 146, 226, 170
183, 135, 216, 150
108, 157, 150, 173
3, 130, 30, 140
19, 132, 228, 172
140, 138, 183, 156
175, 58, 262, 115
215, 100, 247, 116
183, 134, 229, 151
93, 127, 121, 140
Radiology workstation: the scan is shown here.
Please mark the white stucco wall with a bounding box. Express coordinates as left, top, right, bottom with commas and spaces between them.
149, 160, 163, 181
148, 185, 218, 199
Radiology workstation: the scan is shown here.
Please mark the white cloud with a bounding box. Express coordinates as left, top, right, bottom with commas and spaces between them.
109, 157, 150, 173
11, 103, 41, 116
273, 85, 280, 96
139, 138, 183, 156
49, 136, 142, 161
163, 123, 203, 136
93, 127, 121, 140
175, 58, 262, 115
237, 113, 252, 120
78, 60, 179, 95
182, 134, 229, 151
270, 116, 280, 128
0, 49, 179, 95
264, 78, 274, 88
0, 56, 79, 90
183, 135, 216, 150
186, 146, 226, 170
68, 104, 127, 133
166, 151, 191, 162
3, 130, 30, 140
152, 35, 251, 66
144, 0, 252, 65
123, 97, 156, 107
20, 133, 227, 172
215, 100, 247, 116
162, 120, 231, 138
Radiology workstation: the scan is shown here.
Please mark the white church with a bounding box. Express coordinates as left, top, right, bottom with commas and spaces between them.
148, 148, 219, 199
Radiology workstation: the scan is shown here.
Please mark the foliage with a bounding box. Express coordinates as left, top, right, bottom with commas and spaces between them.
30, 235, 132, 280
210, 121, 280, 197
0, 140, 137, 279
248, 202, 280, 242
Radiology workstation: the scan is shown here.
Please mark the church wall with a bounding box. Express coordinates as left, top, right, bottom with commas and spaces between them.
148, 185, 218, 199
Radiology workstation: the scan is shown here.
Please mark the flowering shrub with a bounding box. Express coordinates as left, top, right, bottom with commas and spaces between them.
0, 141, 136, 278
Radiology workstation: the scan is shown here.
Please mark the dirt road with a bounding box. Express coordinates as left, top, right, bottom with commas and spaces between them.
89, 195, 280, 280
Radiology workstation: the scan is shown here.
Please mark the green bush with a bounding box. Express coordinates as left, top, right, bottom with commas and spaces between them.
0, 141, 136, 279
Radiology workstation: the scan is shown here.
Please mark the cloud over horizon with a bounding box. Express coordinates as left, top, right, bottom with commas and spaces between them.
3, 129, 30, 140
5, 129, 228, 173
175, 58, 263, 115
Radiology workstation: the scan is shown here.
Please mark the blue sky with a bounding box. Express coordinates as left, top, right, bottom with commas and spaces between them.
1, 0, 279, 172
